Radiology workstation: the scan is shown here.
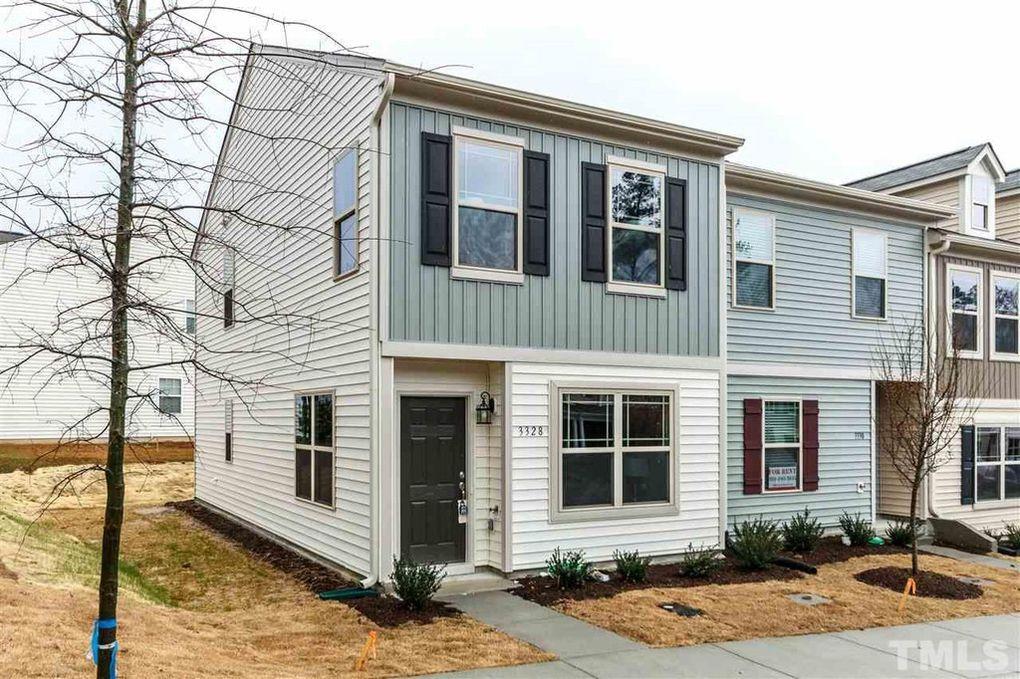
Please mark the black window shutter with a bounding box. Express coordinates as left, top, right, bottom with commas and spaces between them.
665, 177, 687, 291
580, 162, 607, 282
523, 150, 551, 276
420, 132, 452, 267
960, 425, 975, 505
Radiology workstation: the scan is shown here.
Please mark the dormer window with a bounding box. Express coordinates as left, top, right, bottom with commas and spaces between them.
972, 175, 992, 231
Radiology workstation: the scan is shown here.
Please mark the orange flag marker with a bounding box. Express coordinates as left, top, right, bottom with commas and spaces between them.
898, 577, 917, 611
354, 630, 378, 671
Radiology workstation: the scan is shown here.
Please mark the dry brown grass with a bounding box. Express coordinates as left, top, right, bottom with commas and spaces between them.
0, 462, 548, 677
0, 440, 193, 473
560, 553, 1020, 647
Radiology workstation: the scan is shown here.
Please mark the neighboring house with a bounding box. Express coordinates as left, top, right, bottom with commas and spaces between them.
0, 221, 195, 442
849, 144, 1020, 530
194, 46, 742, 581
998, 169, 1020, 243
724, 166, 952, 529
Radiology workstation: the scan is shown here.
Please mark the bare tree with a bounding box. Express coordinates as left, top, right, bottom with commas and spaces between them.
874, 316, 978, 576
0, 2, 404, 675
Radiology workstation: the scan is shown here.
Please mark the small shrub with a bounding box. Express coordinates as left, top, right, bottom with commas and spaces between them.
729, 517, 782, 570
546, 547, 593, 589
781, 508, 825, 553
884, 519, 916, 548
391, 556, 445, 610
612, 549, 651, 583
839, 511, 876, 546
678, 543, 720, 578
1002, 523, 1020, 550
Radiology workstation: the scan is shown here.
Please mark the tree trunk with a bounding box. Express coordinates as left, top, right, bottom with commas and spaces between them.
908, 469, 921, 577
97, 3, 141, 676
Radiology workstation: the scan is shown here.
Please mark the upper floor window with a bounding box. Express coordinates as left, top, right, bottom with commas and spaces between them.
992, 273, 1019, 359
158, 378, 182, 415
333, 149, 358, 278
972, 176, 992, 231
733, 209, 775, 310
975, 426, 1020, 502
294, 392, 334, 508
184, 299, 196, 335
224, 399, 234, 463
764, 401, 801, 492
608, 159, 665, 290
453, 128, 523, 282
222, 249, 235, 329
948, 265, 982, 357
852, 229, 887, 320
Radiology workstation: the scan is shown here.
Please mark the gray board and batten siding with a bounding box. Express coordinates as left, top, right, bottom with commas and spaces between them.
387, 102, 721, 357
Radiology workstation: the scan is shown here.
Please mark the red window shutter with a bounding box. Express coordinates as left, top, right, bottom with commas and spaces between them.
743, 399, 763, 494
802, 400, 819, 491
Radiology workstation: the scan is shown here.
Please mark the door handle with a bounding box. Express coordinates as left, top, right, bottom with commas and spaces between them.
458, 481, 466, 499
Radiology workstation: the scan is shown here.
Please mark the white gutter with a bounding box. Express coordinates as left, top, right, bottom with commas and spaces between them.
361, 73, 395, 590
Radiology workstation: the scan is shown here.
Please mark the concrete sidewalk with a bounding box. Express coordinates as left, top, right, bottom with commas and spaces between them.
431, 590, 1020, 678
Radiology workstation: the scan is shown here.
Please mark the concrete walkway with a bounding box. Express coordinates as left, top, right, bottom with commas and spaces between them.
432, 590, 1020, 678
920, 544, 1020, 573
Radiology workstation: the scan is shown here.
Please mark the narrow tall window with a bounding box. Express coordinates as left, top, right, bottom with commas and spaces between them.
972, 176, 991, 231
852, 229, 887, 319
733, 209, 775, 309
453, 130, 522, 276
223, 249, 235, 328
184, 299, 196, 335
333, 149, 358, 278
294, 393, 334, 507
158, 378, 182, 415
949, 266, 981, 356
608, 160, 665, 288
224, 400, 233, 462
993, 274, 1019, 358
763, 401, 801, 492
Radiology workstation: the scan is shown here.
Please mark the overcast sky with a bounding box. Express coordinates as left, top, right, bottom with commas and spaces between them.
267, 0, 1018, 184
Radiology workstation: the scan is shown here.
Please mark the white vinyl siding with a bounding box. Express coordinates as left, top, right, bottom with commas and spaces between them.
508, 362, 720, 570
194, 54, 380, 576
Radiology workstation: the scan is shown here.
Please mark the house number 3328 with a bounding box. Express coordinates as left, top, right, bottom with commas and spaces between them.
515, 425, 545, 437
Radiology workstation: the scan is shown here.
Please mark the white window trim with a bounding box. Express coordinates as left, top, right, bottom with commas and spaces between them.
605, 155, 668, 297
158, 377, 183, 416
731, 207, 776, 312
851, 227, 888, 322
946, 264, 984, 360
332, 148, 360, 281
450, 126, 525, 284
548, 381, 679, 523
761, 398, 803, 494
974, 426, 1020, 504
294, 391, 336, 510
990, 272, 1020, 362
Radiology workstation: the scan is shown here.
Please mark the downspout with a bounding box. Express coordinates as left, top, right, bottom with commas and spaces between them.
361, 72, 395, 590
924, 234, 952, 520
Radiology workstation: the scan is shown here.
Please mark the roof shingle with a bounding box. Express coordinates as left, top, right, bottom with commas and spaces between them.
999, 169, 1020, 193
846, 146, 985, 192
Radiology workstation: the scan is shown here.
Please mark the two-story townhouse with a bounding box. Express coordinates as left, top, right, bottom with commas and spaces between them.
848, 144, 1020, 531
722, 165, 952, 530
193, 46, 744, 583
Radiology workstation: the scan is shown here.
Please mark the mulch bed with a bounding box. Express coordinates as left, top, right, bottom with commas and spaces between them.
167, 500, 457, 626
781, 537, 908, 567
513, 561, 802, 606
854, 566, 983, 600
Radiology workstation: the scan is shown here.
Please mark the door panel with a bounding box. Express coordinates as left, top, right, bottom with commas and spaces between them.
400, 396, 466, 564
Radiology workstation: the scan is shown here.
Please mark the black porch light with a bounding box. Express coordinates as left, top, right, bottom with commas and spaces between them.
476, 391, 496, 425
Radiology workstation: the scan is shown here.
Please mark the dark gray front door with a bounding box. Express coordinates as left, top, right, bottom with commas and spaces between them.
400, 396, 466, 564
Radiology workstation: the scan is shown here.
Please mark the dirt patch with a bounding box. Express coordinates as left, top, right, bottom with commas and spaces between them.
0, 439, 192, 473
781, 537, 908, 566
168, 500, 457, 627
0, 560, 16, 580
855, 566, 984, 600
554, 552, 1020, 647
513, 560, 801, 606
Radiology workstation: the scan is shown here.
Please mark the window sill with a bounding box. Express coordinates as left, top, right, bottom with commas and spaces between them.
761, 487, 803, 495
990, 353, 1020, 363
451, 266, 525, 285
295, 496, 336, 512
549, 501, 678, 524
851, 313, 887, 323
605, 281, 667, 299
732, 303, 775, 313
333, 266, 360, 283
971, 497, 1020, 509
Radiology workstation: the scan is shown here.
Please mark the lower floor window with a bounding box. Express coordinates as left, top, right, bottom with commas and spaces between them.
764, 401, 801, 491
976, 426, 1020, 502
295, 393, 334, 507
158, 378, 182, 415
559, 391, 672, 511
